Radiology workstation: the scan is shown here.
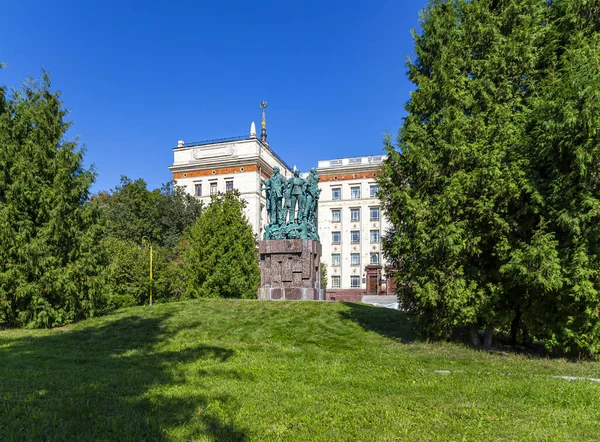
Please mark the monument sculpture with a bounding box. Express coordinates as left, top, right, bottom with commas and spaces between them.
258, 165, 324, 301
261, 168, 320, 242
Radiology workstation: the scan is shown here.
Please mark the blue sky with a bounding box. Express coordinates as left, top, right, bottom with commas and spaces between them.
1, 0, 428, 193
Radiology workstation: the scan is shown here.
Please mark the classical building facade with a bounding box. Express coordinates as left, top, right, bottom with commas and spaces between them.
169, 122, 392, 296
316, 156, 393, 298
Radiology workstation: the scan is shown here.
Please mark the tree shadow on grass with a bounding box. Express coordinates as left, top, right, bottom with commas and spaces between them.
0, 313, 248, 441
339, 302, 418, 343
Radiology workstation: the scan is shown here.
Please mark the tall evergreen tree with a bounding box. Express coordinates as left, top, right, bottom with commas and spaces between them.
381, 0, 600, 357
183, 191, 259, 299
517, 0, 600, 356
0, 72, 104, 327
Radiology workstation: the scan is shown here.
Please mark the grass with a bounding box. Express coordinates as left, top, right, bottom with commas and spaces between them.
1, 299, 599, 441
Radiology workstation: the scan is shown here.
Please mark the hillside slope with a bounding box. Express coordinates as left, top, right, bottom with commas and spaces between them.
1, 300, 599, 441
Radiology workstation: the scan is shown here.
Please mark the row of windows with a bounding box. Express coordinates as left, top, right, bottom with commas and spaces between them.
332, 184, 379, 201
331, 207, 380, 223
331, 230, 380, 244
330, 275, 361, 289
331, 252, 380, 267
194, 180, 234, 196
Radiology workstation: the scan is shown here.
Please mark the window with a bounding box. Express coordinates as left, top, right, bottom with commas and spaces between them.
351, 230, 360, 244
351, 253, 360, 266
331, 276, 341, 288
370, 185, 379, 198
194, 183, 202, 196
350, 208, 360, 222
350, 186, 361, 199
350, 275, 360, 288
370, 252, 380, 265
331, 254, 341, 267
332, 187, 341, 200
370, 207, 380, 221
226, 180, 233, 192
331, 209, 341, 223
332, 231, 341, 245
210, 182, 217, 195
370, 230, 380, 243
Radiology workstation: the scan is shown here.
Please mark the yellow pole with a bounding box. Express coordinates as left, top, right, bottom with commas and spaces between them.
142, 236, 153, 306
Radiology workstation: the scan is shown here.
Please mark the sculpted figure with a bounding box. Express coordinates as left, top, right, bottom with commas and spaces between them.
269, 166, 287, 225
303, 168, 320, 222
288, 169, 305, 224
261, 178, 272, 224
283, 176, 293, 224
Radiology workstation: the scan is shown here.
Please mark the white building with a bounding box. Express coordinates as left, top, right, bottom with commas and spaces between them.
168, 126, 293, 240
316, 156, 392, 296
169, 122, 393, 296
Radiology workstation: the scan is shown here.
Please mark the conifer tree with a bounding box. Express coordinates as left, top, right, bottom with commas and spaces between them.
381, 0, 600, 357
379, 0, 548, 347
182, 191, 259, 299
0, 72, 104, 327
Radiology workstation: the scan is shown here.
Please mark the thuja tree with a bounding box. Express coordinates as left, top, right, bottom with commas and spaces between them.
379, 0, 549, 348
381, 0, 600, 357
514, 0, 600, 356
183, 191, 259, 299
0, 72, 105, 327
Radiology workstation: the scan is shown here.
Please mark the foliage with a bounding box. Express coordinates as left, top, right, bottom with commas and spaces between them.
380, 0, 600, 357
320, 263, 328, 289
98, 176, 203, 249
183, 191, 259, 299
101, 237, 184, 309
1, 299, 599, 440
0, 72, 105, 328
95, 177, 201, 309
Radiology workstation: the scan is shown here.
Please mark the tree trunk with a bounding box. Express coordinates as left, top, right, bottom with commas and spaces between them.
469, 324, 481, 349
509, 307, 521, 347
483, 324, 494, 349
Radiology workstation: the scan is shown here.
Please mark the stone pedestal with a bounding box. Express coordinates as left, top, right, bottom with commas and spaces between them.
258, 239, 325, 301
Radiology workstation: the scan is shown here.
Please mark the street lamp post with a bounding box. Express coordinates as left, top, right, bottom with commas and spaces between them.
141, 236, 153, 306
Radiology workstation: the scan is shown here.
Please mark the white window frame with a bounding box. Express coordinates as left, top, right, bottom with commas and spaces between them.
331, 253, 341, 267
332, 231, 341, 245
350, 253, 360, 267
370, 185, 379, 198
350, 275, 360, 288
370, 252, 380, 265
331, 275, 341, 288
331, 209, 341, 223
350, 208, 360, 222
350, 186, 361, 199
351, 230, 360, 244
332, 187, 342, 200
370, 230, 380, 243
370, 207, 380, 221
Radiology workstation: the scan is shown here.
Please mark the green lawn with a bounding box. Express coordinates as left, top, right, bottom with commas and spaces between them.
1, 300, 599, 441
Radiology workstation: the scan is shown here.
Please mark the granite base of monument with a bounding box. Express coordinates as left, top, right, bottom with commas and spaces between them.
258, 239, 325, 301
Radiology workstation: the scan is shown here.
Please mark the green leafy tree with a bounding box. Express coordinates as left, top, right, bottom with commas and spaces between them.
321, 263, 328, 289
98, 177, 203, 249
183, 191, 259, 299
381, 0, 600, 357
101, 237, 183, 308
96, 178, 202, 308
0, 72, 105, 327
516, 0, 600, 356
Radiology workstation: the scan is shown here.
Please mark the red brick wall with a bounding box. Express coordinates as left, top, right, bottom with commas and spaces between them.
326, 289, 365, 302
